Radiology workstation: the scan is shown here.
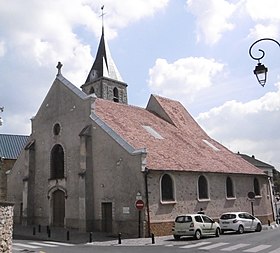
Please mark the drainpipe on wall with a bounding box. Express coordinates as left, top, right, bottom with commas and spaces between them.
268, 176, 277, 223
144, 167, 151, 237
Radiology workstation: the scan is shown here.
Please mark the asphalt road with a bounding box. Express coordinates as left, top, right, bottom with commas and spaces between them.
12, 227, 280, 253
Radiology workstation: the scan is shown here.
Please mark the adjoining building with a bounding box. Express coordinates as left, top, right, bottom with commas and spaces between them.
0, 134, 29, 201
7, 26, 274, 237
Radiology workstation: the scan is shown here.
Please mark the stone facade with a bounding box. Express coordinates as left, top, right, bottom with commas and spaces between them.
0, 159, 16, 201
0, 202, 14, 253
6, 77, 274, 237
147, 171, 273, 235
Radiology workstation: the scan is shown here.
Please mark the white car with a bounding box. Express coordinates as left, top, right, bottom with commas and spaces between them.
219, 212, 262, 234
172, 214, 221, 240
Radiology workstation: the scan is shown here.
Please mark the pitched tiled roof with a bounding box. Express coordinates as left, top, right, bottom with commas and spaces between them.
93, 95, 264, 175
237, 153, 274, 169
0, 134, 29, 159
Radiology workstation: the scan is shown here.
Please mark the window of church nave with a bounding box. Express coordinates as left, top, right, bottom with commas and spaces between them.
198, 175, 209, 200
254, 178, 261, 196
50, 144, 64, 179
160, 174, 175, 202
226, 176, 235, 198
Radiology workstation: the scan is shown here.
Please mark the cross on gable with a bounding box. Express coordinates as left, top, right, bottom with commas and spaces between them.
56, 61, 63, 76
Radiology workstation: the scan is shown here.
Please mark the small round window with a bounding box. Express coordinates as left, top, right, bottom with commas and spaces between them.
53, 123, 61, 135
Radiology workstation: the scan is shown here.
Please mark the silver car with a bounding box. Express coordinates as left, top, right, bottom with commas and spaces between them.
219, 212, 262, 234
172, 214, 221, 240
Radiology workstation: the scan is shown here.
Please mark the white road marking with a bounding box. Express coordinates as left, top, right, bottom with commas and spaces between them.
199, 242, 230, 250
180, 241, 211, 248
30, 241, 58, 247
13, 242, 41, 249
221, 243, 250, 251
243, 244, 271, 252
42, 241, 74, 246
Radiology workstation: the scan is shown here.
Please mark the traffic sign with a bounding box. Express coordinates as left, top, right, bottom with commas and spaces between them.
135, 199, 144, 210
248, 191, 256, 199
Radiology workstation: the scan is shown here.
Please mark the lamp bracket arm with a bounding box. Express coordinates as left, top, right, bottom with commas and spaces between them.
249, 38, 280, 62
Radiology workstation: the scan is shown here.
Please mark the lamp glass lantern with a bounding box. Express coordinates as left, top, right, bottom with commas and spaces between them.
254, 62, 268, 87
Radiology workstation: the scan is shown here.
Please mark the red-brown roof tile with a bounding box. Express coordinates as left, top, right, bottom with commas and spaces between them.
94, 95, 264, 175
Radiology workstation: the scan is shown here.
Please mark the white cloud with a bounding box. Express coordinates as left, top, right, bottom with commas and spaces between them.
186, 0, 236, 45
148, 57, 224, 101
0, 0, 169, 135
196, 82, 280, 169
0, 41, 5, 57
244, 0, 280, 39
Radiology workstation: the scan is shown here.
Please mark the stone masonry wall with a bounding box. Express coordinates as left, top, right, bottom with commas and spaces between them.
0, 202, 14, 253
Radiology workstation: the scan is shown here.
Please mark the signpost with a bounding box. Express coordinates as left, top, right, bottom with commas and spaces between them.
248, 192, 256, 216
135, 199, 144, 237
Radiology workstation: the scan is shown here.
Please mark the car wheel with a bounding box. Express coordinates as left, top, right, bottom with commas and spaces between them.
194, 229, 201, 240
255, 223, 262, 232
173, 235, 181, 240
237, 225, 244, 234
215, 228, 220, 237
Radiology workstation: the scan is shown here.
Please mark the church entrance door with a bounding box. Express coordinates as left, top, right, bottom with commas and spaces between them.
101, 202, 112, 233
52, 190, 65, 227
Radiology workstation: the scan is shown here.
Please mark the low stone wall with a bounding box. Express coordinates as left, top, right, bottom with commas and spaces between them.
0, 202, 14, 253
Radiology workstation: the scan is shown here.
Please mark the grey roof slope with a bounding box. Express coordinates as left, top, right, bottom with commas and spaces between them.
0, 134, 29, 159
237, 153, 274, 169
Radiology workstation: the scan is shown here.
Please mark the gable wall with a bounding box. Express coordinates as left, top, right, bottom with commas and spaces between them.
90, 119, 146, 235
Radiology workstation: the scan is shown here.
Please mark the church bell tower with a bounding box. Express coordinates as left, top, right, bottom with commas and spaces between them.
81, 11, 128, 104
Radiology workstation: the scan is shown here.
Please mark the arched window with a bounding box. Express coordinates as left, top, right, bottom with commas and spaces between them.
50, 144, 64, 179
53, 123, 61, 136
226, 177, 235, 198
161, 174, 174, 201
89, 87, 95, 94
198, 175, 209, 199
254, 178, 261, 196
113, 87, 119, 102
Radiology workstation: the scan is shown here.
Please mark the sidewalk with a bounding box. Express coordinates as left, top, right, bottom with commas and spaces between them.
13, 224, 117, 244
13, 223, 279, 246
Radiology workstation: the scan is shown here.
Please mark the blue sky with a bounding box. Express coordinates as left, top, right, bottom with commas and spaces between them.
0, 0, 280, 170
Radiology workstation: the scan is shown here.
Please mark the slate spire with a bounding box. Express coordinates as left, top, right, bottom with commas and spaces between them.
81, 6, 127, 104
84, 18, 123, 83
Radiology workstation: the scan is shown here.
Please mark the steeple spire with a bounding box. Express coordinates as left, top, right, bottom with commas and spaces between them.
81, 5, 128, 104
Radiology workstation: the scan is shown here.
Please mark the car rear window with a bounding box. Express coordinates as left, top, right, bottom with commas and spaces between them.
175, 216, 192, 223
220, 214, 236, 220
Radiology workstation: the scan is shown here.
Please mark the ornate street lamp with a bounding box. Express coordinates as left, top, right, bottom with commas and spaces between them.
249, 38, 280, 87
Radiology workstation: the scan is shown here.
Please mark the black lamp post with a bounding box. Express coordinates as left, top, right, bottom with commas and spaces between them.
249, 38, 280, 87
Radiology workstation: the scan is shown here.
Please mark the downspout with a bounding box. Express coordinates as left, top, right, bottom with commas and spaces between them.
144, 167, 151, 237
268, 176, 276, 222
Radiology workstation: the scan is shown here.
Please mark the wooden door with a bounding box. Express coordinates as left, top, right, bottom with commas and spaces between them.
52, 190, 65, 227
102, 202, 112, 233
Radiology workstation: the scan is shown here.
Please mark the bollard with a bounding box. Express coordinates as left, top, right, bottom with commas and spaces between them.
89, 232, 93, 243
47, 225, 50, 233
151, 233, 155, 244
33, 227, 36, 235
118, 233, 122, 244
48, 228, 51, 238
38, 224, 41, 233
67, 230, 70, 241
268, 220, 271, 226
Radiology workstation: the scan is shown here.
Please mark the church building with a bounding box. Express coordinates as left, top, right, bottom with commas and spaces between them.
7, 24, 274, 237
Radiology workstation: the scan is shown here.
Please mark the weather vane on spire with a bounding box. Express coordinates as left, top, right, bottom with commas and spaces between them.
100, 5, 106, 28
